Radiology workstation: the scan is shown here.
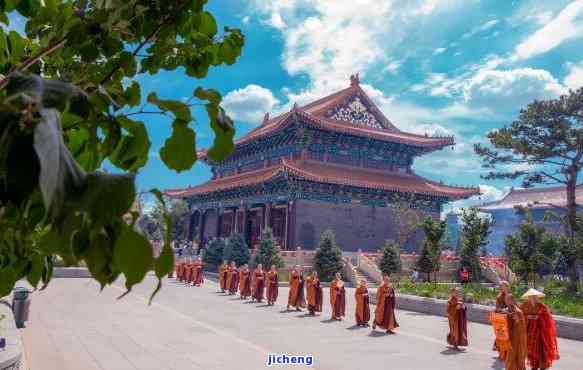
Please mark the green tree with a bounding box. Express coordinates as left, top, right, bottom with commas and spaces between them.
314, 229, 343, 281
415, 242, 435, 282
148, 198, 189, 241
252, 227, 284, 269
505, 212, 549, 283
202, 238, 226, 269
459, 208, 491, 282
417, 217, 446, 282
0, 1, 244, 298
378, 241, 401, 276
223, 233, 250, 267
475, 88, 583, 291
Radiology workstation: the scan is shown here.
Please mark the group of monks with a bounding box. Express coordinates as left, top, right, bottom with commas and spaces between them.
446, 280, 560, 370
218, 261, 279, 304
174, 257, 204, 286
172, 261, 560, 370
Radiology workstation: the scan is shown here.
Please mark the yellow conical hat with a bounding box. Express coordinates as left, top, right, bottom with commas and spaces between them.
521, 288, 545, 299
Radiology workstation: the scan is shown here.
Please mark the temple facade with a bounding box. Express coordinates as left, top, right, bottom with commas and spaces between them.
165, 76, 479, 252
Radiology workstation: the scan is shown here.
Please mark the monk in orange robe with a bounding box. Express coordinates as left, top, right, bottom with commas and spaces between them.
305, 271, 323, 315
185, 260, 195, 285
330, 272, 346, 321
447, 287, 468, 350
266, 265, 279, 306
239, 264, 252, 299
218, 261, 228, 293
227, 261, 239, 295
500, 294, 528, 370
287, 265, 305, 311
354, 279, 370, 326
252, 264, 266, 302
193, 257, 204, 286
373, 273, 399, 334
493, 280, 511, 351
176, 261, 184, 281
520, 289, 559, 370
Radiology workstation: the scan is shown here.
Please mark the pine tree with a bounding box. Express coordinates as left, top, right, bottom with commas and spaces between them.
418, 217, 446, 282
379, 241, 401, 276
252, 227, 284, 269
416, 242, 434, 282
314, 229, 343, 281
202, 238, 226, 269
459, 208, 492, 282
223, 233, 250, 266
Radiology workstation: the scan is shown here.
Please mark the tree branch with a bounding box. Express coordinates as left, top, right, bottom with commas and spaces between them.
0, 38, 67, 90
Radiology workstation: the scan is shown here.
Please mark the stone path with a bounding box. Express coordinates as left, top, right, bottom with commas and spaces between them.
20, 275, 581, 370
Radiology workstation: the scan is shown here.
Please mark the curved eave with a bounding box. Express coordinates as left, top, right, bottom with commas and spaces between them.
164, 159, 479, 201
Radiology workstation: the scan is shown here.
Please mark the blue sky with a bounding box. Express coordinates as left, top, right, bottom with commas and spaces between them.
101, 0, 583, 211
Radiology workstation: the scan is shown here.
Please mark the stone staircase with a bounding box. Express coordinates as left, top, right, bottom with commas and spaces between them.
354, 268, 379, 288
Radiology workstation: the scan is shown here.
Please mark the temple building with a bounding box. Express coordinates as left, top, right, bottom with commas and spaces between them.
165, 75, 479, 251
480, 185, 583, 255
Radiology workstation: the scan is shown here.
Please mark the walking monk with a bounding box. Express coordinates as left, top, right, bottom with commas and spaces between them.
446, 287, 468, 350
373, 274, 399, 334
218, 261, 228, 293
287, 265, 305, 311
305, 271, 323, 316
228, 261, 239, 295
252, 264, 266, 302
520, 289, 559, 370
493, 281, 511, 351
239, 264, 251, 299
193, 257, 204, 286
266, 265, 279, 306
501, 294, 528, 370
330, 272, 346, 320
354, 279, 370, 326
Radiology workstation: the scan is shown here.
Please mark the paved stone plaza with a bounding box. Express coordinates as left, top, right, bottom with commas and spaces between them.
21, 276, 581, 370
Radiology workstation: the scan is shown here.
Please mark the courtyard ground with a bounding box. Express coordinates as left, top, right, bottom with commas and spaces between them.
20, 275, 581, 370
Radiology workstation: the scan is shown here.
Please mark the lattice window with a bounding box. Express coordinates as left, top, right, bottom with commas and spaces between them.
326, 96, 383, 129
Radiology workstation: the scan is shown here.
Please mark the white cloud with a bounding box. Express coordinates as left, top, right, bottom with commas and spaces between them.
222, 84, 280, 125
268, 13, 286, 29
433, 47, 447, 55
513, 0, 583, 61
564, 59, 583, 90
242, 16, 250, 25
462, 68, 567, 112
383, 59, 403, 74
444, 184, 509, 214
461, 19, 499, 40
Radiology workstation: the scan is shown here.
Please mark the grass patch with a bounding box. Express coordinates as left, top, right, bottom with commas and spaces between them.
394, 279, 583, 319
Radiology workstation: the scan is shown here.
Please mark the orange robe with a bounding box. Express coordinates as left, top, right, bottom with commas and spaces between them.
306, 276, 323, 313
501, 306, 528, 370
447, 296, 468, 347
238, 269, 251, 297
193, 261, 204, 286
520, 302, 559, 369
355, 286, 370, 325
228, 267, 239, 294
374, 283, 399, 330
253, 270, 265, 301
266, 271, 279, 304
330, 279, 346, 319
176, 262, 184, 281
287, 271, 305, 308
186, 263, 195, 284
218, 264, 227, 291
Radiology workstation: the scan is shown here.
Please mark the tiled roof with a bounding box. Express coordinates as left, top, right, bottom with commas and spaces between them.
164, 159, 479, 200
480, 185, 583, 211
198, 80, 454, 159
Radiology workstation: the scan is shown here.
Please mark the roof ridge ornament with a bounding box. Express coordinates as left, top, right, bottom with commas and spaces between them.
262, 112, 270, 125
350, 73, 360, 87
291, 102, 299, 111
